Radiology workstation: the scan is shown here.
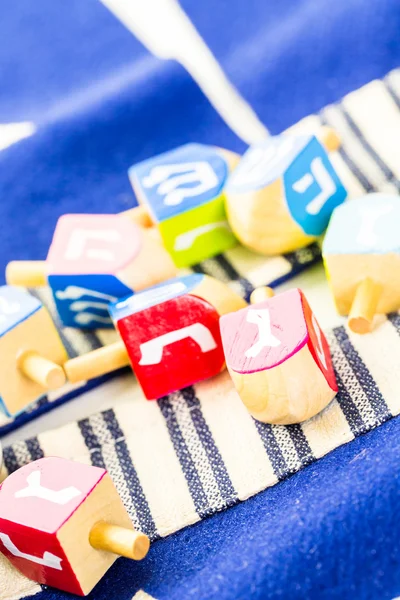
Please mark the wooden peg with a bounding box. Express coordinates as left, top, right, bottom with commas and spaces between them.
89, 522, 150, 561
64, 274, 247, 399
323, 193, 400, 333
128, 143, 239, 267
220, 288, 338, 424
225, 127, 347, 255
0, 286, 68, 417
0, 457, 150, 596
348, 278, 382, 334
6, 260, 47, 287
64, 340, 130, 383
250, 286, 274, 304
6, 213, 177, 329
16, 350, 66, 390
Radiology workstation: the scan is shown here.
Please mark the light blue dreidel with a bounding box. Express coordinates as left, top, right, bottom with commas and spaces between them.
323, 193, 400, 333
225, 127, 347, 255
128, 143, 239, 267
0, 285, 67, 417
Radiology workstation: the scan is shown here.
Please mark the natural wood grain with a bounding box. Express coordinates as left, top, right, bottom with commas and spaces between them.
6, 261, 47, 287
348, 278, 382, 334
64, 340, 129, 383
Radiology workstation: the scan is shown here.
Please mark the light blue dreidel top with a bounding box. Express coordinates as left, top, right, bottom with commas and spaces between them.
323, 194, 400, 332
225, 131, 347, 255
128, 143, 238, 267
0, 286, 68, 418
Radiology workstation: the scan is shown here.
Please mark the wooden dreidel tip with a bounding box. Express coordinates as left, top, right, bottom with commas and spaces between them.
323, 194, 400, 333
89, 522, 150, 561
225, 127, 347, 255
220, 288, 337, 424
64, 274, 247, 399
6, 213, 177, 329
128, 143, 240, 268
0, 286, 67, 417
0, 457, 149, 596
250, 286, 274, 305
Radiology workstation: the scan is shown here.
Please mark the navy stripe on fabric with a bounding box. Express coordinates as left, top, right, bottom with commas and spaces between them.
78, 417, 106, 469
25, 437, 44, 461
338, 104, 400, 192
254, 421, 289, 480
102, 409, 157, 539
181, 387, 237, 506
286, 425, 314, 466
384, 79, 400, 110
158, 395, 211, 517
319, 113, 375, 193
214, 255, 254, 299
81, 331, 104, 351
282, 243, 322, 274
333, 369, 367, 435
2, 445, 21, 474
333, 327, 391, 423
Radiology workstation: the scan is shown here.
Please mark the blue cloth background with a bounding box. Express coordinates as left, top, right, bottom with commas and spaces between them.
0, 0, 399, 598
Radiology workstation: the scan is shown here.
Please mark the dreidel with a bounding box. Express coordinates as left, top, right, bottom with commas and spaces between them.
220, 288, 338, 424
0, 285, 67, 417
127, 143, 240, 267
323, 193, 400, 333
225, 126, 347, 255
6, 213, 177, 329
0, 457, 149, 596
64, 274, 247, 399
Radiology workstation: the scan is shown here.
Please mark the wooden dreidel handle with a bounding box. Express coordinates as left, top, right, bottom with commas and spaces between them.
89, 522, 150, 560
225, 126, 347, 256
6, 260, 47, 287
348, 278, 382, 334
250, 286, 274, 304
64, 340, 130, 383
17, 350, 66, 389
220, 288, 338, 424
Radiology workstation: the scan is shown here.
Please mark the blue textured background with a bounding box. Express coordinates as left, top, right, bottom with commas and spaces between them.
1, 0, 399, 598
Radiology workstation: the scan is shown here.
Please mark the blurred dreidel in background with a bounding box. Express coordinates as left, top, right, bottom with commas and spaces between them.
225, 127, 347, 255
6, 214, 177, 329
64, 274, 247, 399
0, 286, 67, 417
0, 457, 149, 596
323, 193, 400, 334
220, 288, 338, 424
127, 143, 239, 267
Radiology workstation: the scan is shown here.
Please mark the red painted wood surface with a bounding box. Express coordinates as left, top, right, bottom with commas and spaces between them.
116, 293, 225, 399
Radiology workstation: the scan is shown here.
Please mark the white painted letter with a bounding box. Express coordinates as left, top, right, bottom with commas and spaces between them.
245, 308, 281, 358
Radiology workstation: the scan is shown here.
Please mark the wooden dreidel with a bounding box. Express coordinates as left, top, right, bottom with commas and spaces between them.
0, 457, 149, 596
6, 213, 177, 328
225, 127, 348, 255
220, 288, 338, 424
127, 143, 239, 267
323, 193, 400, 334
0, 285, 67, 417
64, 274, 247, 399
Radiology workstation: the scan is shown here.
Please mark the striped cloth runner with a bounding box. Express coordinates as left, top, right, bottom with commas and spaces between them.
3, 68, 400, 435
2, 68, 400, 598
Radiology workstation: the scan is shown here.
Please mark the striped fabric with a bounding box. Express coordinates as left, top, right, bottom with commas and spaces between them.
3, 69, 400, 436
2, 69, 400, 599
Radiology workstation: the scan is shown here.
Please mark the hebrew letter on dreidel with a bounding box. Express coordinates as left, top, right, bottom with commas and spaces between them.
55, 286, 118, 302
64, 229, 122, 262
174, 221, 230, 251
139, 323, 217, 365
15, 471, 81, 505
142, 162, 218, 206
0, 533, 63, 570
0, 296, 20, 324
293, 157, 337, 216
245, 308, 281, 358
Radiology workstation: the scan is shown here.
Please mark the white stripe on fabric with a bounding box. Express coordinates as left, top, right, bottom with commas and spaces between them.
270, 425, 302, 473
196, 372, 277, 500
171, 392, 226, 512
38, 421, 91, 462
342, 79, 400, 181
115, 399, 199, 537
224, 246, 292, 288
301, 399, 354, 459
